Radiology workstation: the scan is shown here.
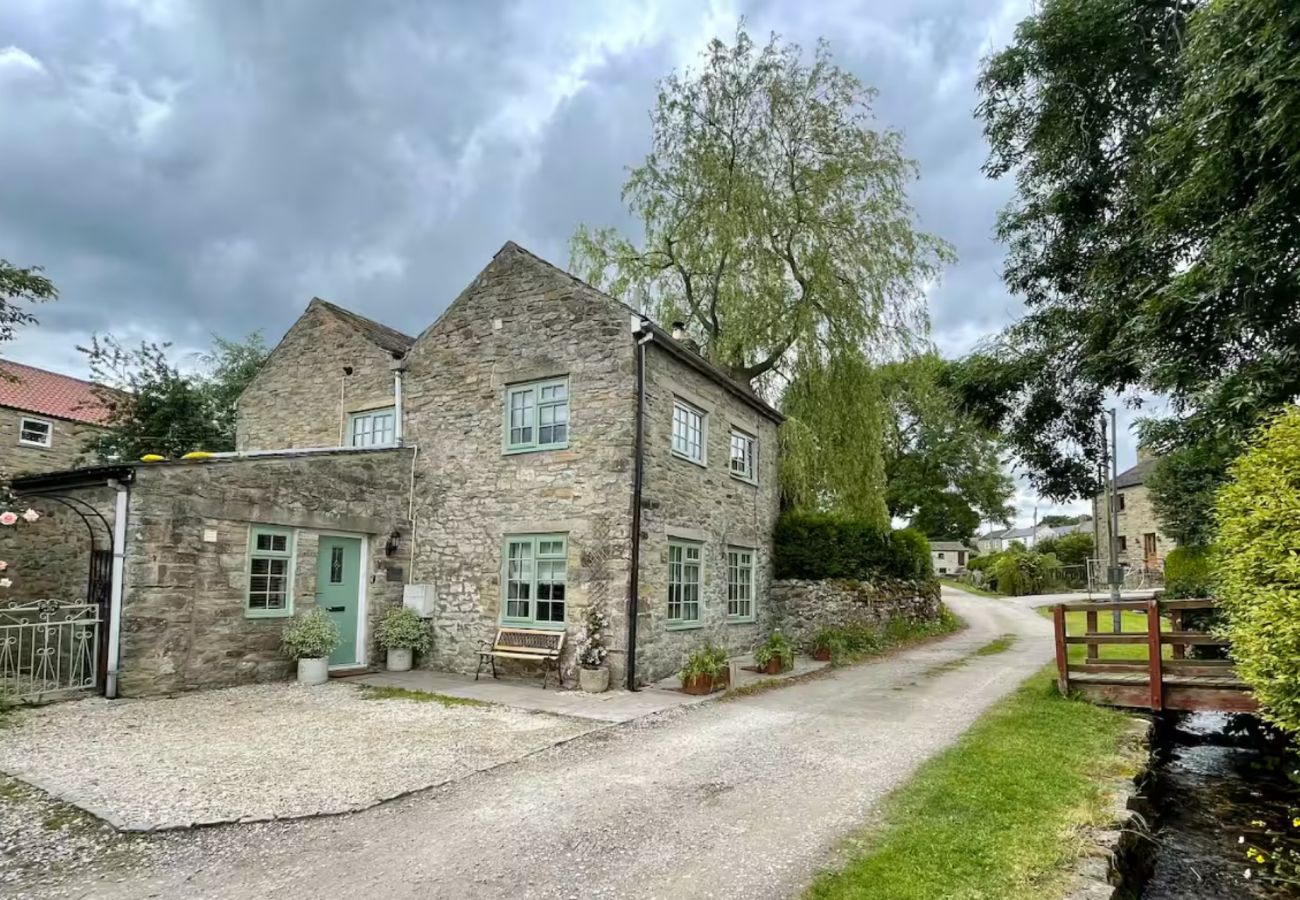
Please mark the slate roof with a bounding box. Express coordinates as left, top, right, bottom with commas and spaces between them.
311, 298, 415, 356
0, 359, 109, 425
929, 540, 973, 552
1114, 458, 1157, 489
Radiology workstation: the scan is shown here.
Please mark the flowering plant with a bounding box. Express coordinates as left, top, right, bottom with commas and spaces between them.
0, 508, 40, 591
375, 606, 432, 652
578, 605, 610, 669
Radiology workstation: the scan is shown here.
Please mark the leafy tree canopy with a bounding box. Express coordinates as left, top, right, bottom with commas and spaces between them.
1039, 514, 1085, 528
0, 260, 56, 347
881, 354, 1014, 541
955, 0, 1300, 530
81, 332, 268, 461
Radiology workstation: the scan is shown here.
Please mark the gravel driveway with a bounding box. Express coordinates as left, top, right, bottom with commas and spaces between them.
8, 589, 1052, 899
0, 682, 592, 830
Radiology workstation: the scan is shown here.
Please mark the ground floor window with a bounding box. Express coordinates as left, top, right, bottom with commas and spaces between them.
726, 547, 754, 621
503, 534, 567, 626
247, 525, 294, 617
668, 540, 702, 625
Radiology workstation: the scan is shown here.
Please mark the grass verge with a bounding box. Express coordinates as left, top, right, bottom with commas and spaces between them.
938, 577, 1003, 598
1034, 606, 1170, 662
921, 634, 1017, 679
807, 668, 1140, 900
358, 685, 494, 708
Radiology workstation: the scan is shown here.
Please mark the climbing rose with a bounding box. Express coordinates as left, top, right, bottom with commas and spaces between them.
0, 512, 16, 526
20, 508, 38, 523
0, 561, 7, 571
0, 578, 11, 589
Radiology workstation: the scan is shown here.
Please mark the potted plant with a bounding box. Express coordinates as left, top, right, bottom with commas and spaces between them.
281, 609, 340, 686
753, 630, 794, 675
376, 606, 432, 672
679, 643, 731, 695
577, 605, 611, 693
812, 628, 842, 662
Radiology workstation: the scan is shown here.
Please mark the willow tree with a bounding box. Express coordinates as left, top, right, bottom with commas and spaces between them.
571, 28, 950, 518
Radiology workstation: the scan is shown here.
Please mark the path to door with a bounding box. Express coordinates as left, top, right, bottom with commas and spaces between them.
41, 588, 1053, 900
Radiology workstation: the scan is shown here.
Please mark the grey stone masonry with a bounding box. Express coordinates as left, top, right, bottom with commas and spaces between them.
117, 449, 412, 696
0, 405, 104, 477
633, 342, 781, 686
236, 299, 411, 451
402, 244, 638, 687
0, 486, 116, 605
769, 578, 942, 650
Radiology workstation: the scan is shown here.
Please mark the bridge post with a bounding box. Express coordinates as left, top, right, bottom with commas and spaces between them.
1053, 604, 1070, 696
1147, 597, 1164, 710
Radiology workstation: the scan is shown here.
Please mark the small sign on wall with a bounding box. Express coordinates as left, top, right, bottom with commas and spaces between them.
202, 528, 218, 543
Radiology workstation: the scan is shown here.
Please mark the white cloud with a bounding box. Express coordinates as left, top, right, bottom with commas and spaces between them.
0, 45, 45, 76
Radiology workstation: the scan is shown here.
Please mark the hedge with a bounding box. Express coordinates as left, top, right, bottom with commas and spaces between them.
774, 512, 933, 582
1163, 546, 1213, 599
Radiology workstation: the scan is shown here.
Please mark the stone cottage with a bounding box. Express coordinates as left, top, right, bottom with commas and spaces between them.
7, 242, 782, 697
0, 359, 109, 477
1091, 449, 1176, 571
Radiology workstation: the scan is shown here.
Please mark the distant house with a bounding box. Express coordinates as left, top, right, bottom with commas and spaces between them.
1091, 452, 1175, 571
929, 540, 975, 575
0, 360, 109, 478
974, 522, 1055, 552
974, 527, 1008, 554
1047, 518, 1093, 539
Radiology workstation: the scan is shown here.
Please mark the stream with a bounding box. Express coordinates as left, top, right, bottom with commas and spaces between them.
1141, 712, 1300, 899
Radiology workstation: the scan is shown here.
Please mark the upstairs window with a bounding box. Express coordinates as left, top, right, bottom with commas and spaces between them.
505, 378, 569, 453
349, 407, 395, 447
672, 399, 705, 464
247, 526, 294, 617
728, 430, 756, 482
18, 416, 52, 448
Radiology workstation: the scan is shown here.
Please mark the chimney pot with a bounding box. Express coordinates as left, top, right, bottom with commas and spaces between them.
671, 321, 687, 341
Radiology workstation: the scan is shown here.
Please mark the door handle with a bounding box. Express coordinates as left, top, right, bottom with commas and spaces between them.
325, 606, 346, 612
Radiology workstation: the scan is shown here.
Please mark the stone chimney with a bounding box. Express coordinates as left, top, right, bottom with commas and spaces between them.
1137, 443, 1156, 462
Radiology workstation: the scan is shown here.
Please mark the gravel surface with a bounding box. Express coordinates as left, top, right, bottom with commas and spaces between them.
0, 682, 594, 830
3, 589, 1055, 899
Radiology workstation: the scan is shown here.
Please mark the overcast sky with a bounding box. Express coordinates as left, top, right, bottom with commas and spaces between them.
0, 0, 1129, 522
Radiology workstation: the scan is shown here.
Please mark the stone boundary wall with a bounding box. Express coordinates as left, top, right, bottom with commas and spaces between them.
769, 577, 941, 648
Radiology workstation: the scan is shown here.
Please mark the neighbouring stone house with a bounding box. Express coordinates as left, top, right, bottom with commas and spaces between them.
973, 522, 1054, 553
0, 359, 108, 477
7, 242, 783, 696
1091, 450, 1176, 571
928, 540, 974, 575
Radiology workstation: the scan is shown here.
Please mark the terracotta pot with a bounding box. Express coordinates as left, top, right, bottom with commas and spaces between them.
758, 657, 790, 676
681, 669, 731, 695
386, 647, 413, 672
813, 647, 832, 662
579, 665, 610, 693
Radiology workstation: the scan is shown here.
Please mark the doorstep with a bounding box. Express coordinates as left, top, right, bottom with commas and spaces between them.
328, 665, 373, 678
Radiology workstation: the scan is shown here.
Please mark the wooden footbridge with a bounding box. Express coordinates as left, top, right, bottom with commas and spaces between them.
1052, 598, 1256, 712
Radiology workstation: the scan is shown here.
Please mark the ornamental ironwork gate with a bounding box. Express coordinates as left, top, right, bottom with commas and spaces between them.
0, 599, 102, 702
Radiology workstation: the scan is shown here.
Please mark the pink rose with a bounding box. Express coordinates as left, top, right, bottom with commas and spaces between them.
0, 512, 17, 526
21, 508, 39, 523
0, 561, 8, 571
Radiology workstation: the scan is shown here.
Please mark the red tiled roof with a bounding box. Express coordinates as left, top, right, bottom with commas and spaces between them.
0, 359, 110, 425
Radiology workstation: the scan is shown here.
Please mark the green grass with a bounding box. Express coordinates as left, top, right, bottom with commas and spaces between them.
938, 578, 1003, 598
358, 686, 494, 708
1035, 607, 1170, 662
807, 669, 1140, 900
922, 634, 1017, 678
824, 605, 965, 666
975, 634, 1017, 656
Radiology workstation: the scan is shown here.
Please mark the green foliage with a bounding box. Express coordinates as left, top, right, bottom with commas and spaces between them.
375, 607, 432, 652
774, 512, 932, 582
1214, 408, 1300, 734
753, 631, 794, 670
1034, 532, 1093, 569
880, 354, 1014, 541
81, 332, 269, 461
679, 643, 729, 684
0, 260, 55, 347
1141, 424, 1238, 548
358, 686, 492, 708
578, 604, 610, 669
811, 605, 960, 666
977, 547, 1063, 596
280, 609, 340, 661
1163, 546, 1214, 600
1039, 514, 1082, 528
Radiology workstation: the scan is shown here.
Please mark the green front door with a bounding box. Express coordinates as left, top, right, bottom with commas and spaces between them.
316, 536, 363, 667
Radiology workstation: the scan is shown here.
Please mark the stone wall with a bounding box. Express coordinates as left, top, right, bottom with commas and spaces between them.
0, 406, 104, 477
236, 300, 401, 451
0, 486, 117, 604
632, 342, 782, 685
117, 449, 412, 695
768, 577, 942, 649
1092, 483, 1177, 570
402, 244, 637, 686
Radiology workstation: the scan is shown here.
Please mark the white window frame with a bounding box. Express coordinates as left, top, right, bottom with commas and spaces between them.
726, 546, 755, 622
17, 416, 52, 448
246, 525, 295, 618
671, 398, 706, 465
504, 377, 570, 454
348, 407, 396, 448
728, 429, 756, 483
501, 534, 568, 628
667, 540, 702, 627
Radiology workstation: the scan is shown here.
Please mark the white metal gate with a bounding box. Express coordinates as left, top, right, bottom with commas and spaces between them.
0, 599, 101, 702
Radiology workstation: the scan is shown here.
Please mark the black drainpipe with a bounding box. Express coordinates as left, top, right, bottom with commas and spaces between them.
627, 323, 652, 691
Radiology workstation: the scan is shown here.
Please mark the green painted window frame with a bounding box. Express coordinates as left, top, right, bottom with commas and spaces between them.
501, 533, 568, 628
666, 540, 703, 628
728, 429, 757, 483
671, 398, 706, 465
348, 406, 396, 447
726, 546, 755, 622
246, 525, 295, 618
503, 377, 570, 454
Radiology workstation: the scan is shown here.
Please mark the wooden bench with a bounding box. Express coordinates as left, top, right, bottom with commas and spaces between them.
476, 627, 565, 689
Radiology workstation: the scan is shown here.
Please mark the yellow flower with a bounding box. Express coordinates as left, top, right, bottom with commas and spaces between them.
1292, 817, 1300, 828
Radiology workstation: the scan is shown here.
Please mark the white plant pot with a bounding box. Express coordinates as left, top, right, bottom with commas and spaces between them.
297, 657, 329, 686
579, 665, 610, 694
386, 647, 413, 672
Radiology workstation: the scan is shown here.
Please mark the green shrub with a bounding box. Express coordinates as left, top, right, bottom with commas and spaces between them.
375, 607, 432, 652
985, 548, 1062, 596
679, 643, 729, 684
1215, 407, 1300, 734
1035, 532, 1094, 568
774, 512, 932, 581
281, 609, 340, 660
1164, 546, 1214, 599
753, 631, 794, 670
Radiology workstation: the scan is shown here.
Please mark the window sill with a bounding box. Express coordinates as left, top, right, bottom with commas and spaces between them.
726, 617, 756, 625
728, 472, 758, 486
17, 440, 51, 449
670, 450, 707, 469
503, 443, 570, 456
245, 608, 294, 620
500, 619, 568, 630
665, 620, 704, 631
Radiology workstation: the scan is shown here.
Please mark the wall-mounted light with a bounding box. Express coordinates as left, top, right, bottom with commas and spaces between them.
385, 530, 401, 556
